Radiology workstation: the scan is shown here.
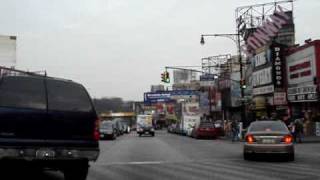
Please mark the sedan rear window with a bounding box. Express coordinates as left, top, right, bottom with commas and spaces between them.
47, 80, 93, 112
101, 122, 113, 129
0, 77, 46, 110
249, 121, 289, 132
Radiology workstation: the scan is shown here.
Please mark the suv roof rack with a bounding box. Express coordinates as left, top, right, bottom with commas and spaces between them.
0, 66, 73, 82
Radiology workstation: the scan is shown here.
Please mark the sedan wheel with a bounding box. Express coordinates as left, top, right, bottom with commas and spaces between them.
287, 153, 295, 161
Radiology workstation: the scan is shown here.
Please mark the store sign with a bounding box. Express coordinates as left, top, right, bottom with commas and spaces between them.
272, 45, 285, 88
253, 96, 266, 110
144, 90, 198, 104
254, 51, 267, 67
287, 85, 318, 102
252, 67, 272, 87
253, 85, 274, 95
273, 92, 287, 105
240, 6, 291, 58
200, 74, 216, 87
286, 46, 316, 85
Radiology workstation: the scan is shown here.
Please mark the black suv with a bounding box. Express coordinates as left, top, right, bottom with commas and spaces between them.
0, 75, 100, 180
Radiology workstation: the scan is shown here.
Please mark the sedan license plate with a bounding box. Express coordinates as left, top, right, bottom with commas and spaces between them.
36, 149, 55, 159
262, 139, 275, 144
145, 132, 149, 134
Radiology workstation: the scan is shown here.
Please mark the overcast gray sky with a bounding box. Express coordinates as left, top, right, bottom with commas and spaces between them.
0, 0, 319, 101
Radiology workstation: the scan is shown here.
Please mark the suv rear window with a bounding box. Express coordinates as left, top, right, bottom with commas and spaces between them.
0, 77, 46, 109
47, 80, 93, 112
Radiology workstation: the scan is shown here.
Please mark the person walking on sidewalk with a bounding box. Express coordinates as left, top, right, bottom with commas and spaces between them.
231, 120, 239, 142
294, 118, 304, 143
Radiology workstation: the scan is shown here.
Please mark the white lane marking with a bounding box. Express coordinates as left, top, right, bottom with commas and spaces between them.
94, 159, 242, 166
96, 161, 166, 165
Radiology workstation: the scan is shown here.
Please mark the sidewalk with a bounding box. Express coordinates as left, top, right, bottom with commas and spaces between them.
301, 136, 320, 143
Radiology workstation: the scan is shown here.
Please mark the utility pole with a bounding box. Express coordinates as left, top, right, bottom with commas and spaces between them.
200, 33, 247, 127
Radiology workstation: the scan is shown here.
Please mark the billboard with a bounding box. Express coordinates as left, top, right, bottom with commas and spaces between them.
286, 46, 317, 85
200, 74, 216, 87
144, 90, 198, 104
252, 67, 273, 87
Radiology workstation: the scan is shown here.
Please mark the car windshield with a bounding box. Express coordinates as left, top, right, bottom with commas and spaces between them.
249, 121, 289, 132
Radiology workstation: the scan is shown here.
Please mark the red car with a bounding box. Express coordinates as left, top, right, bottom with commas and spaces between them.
191, 122, 218, 139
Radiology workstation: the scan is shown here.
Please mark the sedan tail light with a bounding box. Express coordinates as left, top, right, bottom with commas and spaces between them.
282, 134, 293, 144
245, 134, 256, 144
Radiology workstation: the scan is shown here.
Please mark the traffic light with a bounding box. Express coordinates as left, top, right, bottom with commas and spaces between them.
161, 73, 165, 82
161, 71, 170, 83
165, 71, 170, 83
240, 79, 246, 89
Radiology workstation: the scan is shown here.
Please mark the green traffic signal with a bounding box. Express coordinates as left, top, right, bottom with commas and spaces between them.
161, 72, 170, 83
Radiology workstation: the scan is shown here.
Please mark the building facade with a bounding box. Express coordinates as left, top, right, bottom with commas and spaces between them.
286, 40, 320, 135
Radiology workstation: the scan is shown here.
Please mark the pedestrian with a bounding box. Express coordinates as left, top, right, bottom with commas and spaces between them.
294, 118, 304, 143
288, 121, 295, 136
231, 120, 239, 142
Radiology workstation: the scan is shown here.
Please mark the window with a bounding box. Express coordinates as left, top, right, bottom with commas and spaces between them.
0, 76, 46, 109
249, 121, 288, 132
47, 79, 93, 112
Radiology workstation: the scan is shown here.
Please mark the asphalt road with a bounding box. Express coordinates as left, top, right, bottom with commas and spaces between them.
4, 130, 320, 180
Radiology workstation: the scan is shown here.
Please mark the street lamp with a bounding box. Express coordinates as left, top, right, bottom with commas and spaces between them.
200, 33, 247, 128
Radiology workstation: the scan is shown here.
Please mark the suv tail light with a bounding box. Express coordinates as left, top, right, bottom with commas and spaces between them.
245, 134, 256, 144
282, 134, 293, 144
94, 118, 100, 141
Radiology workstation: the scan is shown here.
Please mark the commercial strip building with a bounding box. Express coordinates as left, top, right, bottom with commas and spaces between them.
286, 40, 320, 135
144, 39, 320, 135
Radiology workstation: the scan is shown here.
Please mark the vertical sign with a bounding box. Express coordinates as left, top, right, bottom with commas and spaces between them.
272, 44, 285, 88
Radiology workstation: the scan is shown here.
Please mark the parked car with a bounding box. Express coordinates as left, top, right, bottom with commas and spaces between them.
121, 121, 131, 133
100, 121, 117, 140
191, 122, 217, 139
0, 75, 100, 180
114, 118, 124, 136
244, 120, 294, 161
214, 120, 225, 137
186, 127, 194, 137
167, 124, 175, 133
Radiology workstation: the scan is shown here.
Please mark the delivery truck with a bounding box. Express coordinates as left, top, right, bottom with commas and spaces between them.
136, 114, 155, 137
181, 102, 201, 136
